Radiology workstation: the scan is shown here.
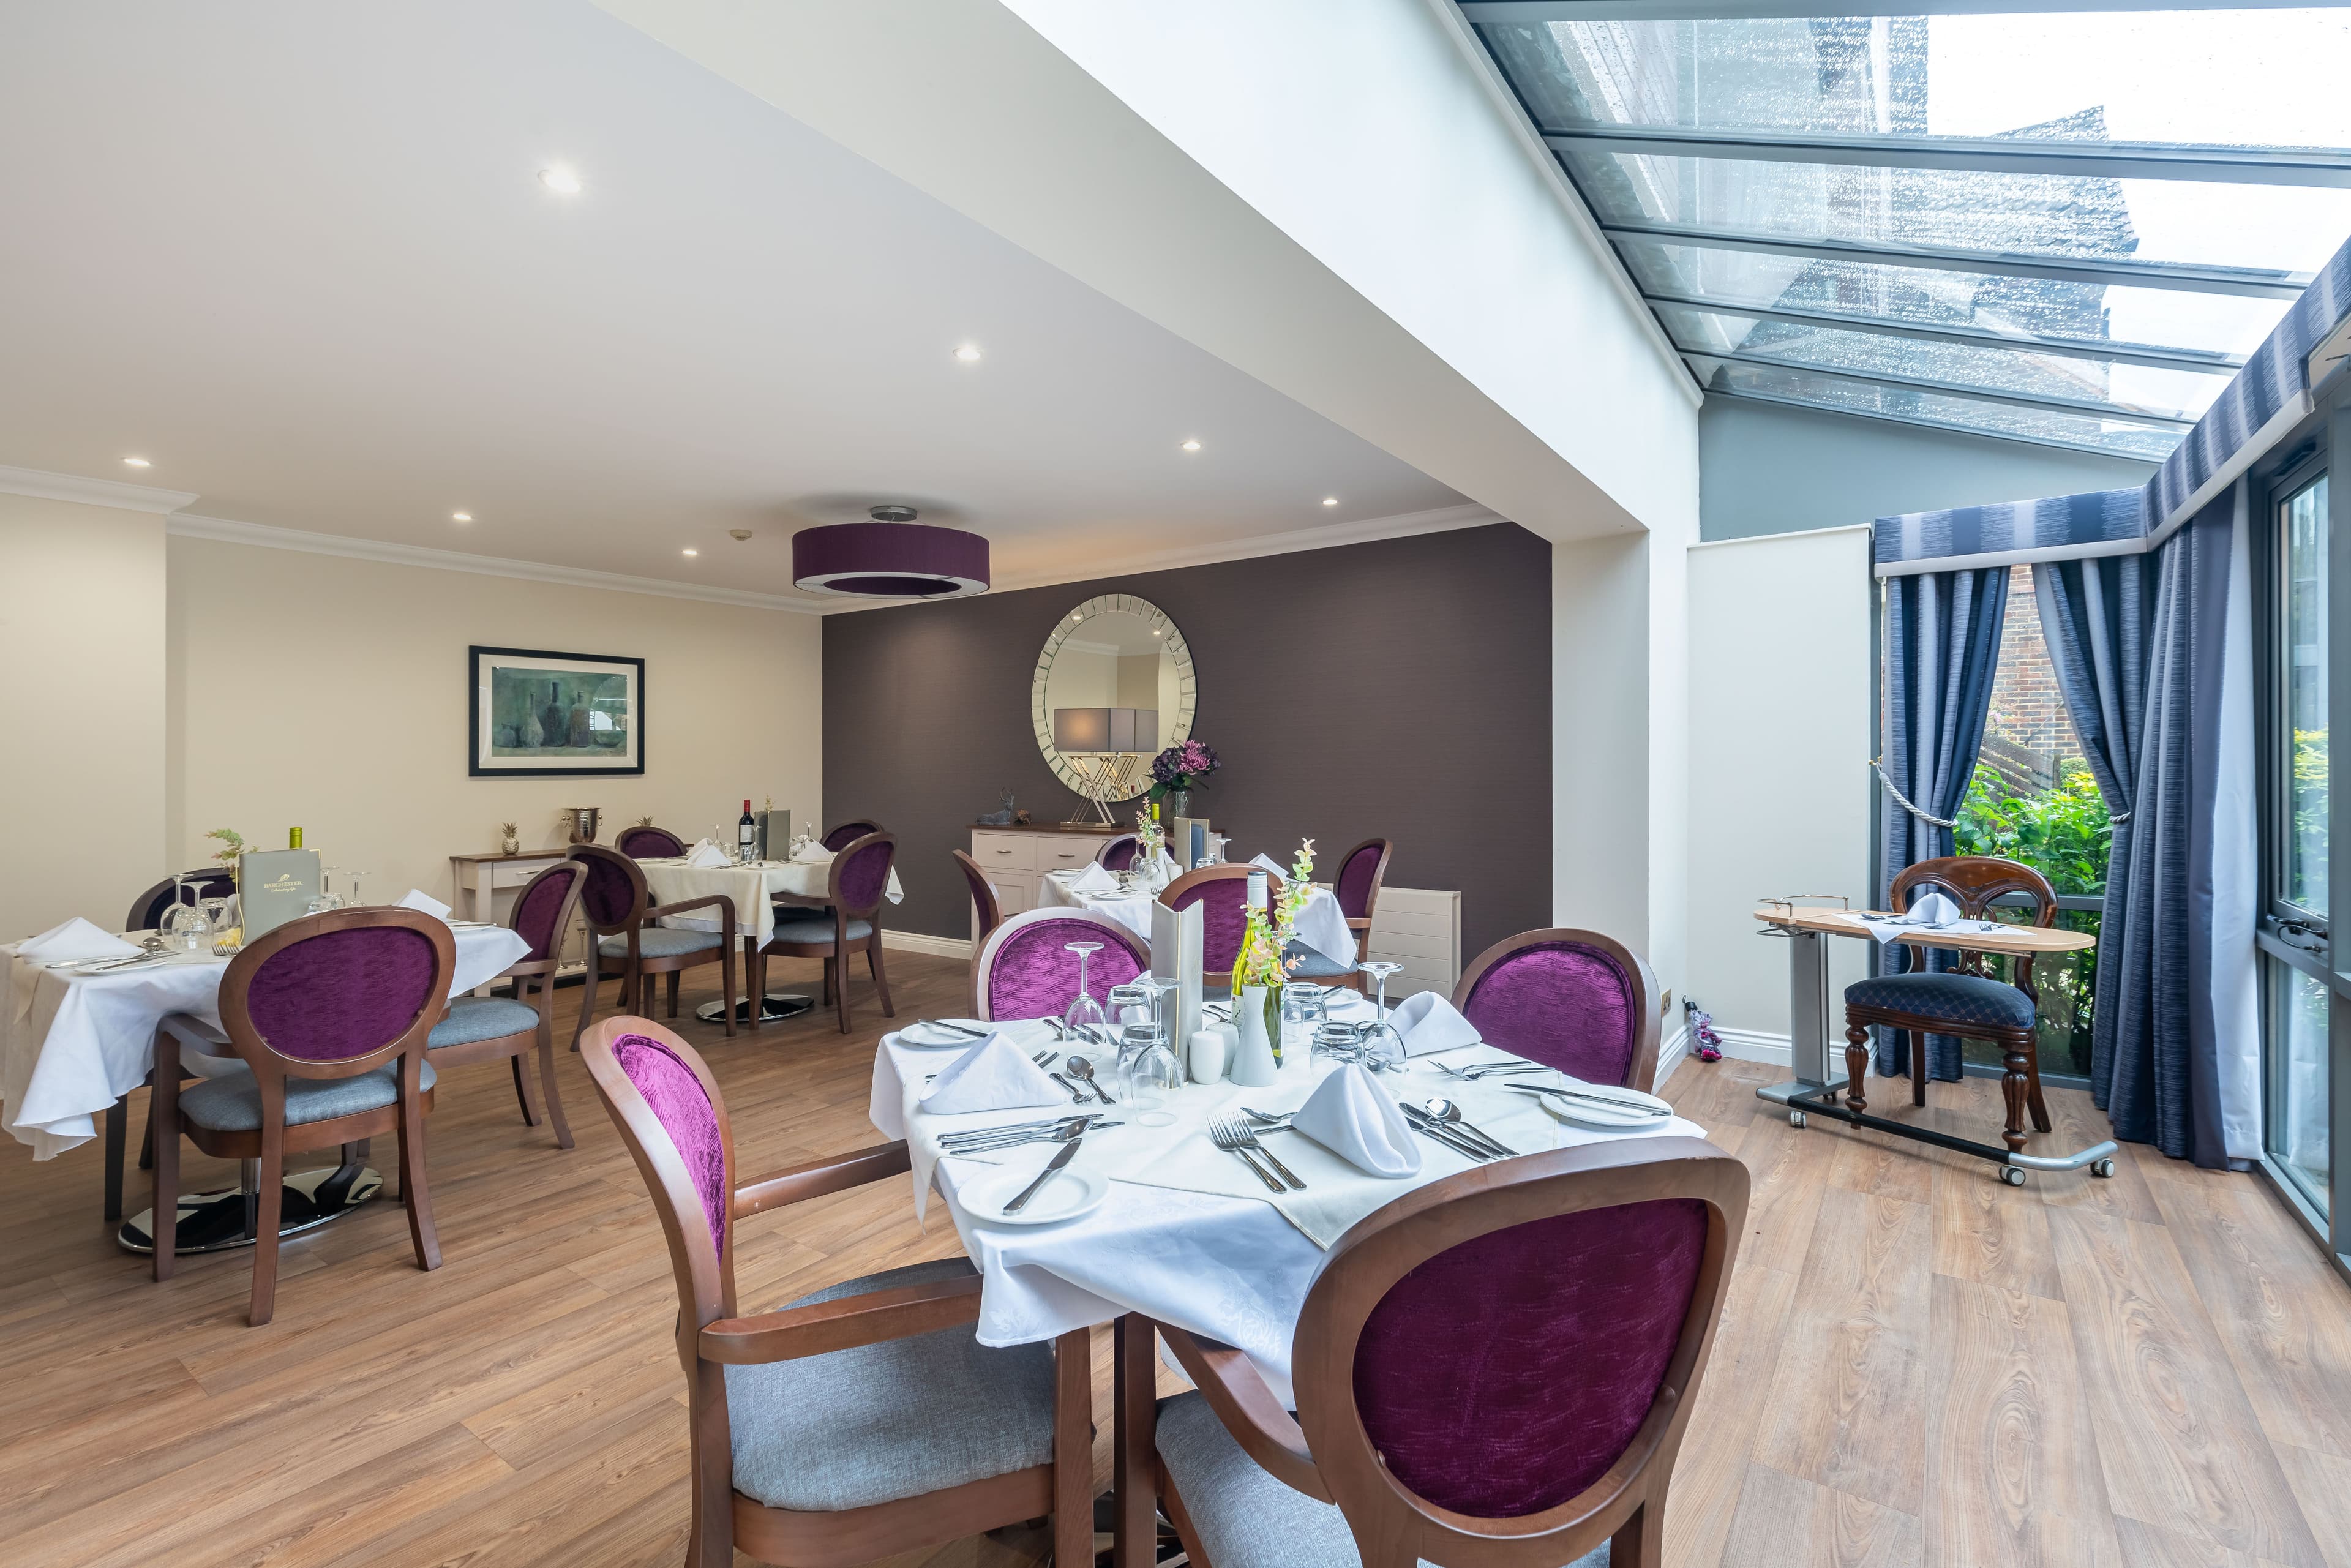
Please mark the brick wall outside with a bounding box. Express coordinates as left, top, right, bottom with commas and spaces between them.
1985, 564, 2085, 792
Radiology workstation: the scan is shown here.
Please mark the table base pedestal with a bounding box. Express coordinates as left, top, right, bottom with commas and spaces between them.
695, 992, 815, 1026
114, 1164, 383, 1255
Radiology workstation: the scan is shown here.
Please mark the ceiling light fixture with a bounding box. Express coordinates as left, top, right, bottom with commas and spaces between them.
122, 457, 150, 468
538, 166, 583, 194
452, 512, 472, 522
793, 505, 989, 599
681, 548, 698, 557
953, 343, 982, 363
1180, 439, 1202, 452
1322, 497, 1338, 506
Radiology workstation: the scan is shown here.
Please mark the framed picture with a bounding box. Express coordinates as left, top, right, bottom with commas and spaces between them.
470, 645, 645, 776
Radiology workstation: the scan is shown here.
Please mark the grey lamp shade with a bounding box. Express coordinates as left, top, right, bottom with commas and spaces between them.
1112, 708, 1158, 754
1054, 707, 1158, 753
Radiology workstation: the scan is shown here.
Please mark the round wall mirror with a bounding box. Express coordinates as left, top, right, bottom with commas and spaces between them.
1032, 593, 1196, 808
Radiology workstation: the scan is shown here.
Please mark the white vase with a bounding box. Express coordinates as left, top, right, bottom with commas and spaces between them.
1188, 1027, 1229, 1085
1229, 986, 1278, 1087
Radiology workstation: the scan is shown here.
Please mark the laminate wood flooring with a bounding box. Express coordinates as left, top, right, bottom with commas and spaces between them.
1, 953, 2345, 1567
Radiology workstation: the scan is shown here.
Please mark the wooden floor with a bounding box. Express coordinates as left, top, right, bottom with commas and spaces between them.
4, 951, 2348, 1568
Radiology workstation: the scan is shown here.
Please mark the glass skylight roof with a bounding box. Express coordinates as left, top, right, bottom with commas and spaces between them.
1463, 2, 2351, 457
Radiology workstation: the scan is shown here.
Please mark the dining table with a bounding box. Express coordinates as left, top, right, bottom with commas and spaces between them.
1033, 868, 1359, 970
638, 853, 907, 1023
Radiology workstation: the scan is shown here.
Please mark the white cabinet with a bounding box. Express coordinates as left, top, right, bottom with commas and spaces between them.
967, 828, 1116, 949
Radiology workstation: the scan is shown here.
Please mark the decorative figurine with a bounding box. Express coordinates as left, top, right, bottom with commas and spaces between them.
976, 789, 1016, 827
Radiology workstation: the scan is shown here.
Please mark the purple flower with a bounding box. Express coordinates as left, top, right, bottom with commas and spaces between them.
1150, 739, 1220, 790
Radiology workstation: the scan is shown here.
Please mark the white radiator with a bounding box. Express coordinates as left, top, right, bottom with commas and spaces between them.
1367, 887, 1461, 999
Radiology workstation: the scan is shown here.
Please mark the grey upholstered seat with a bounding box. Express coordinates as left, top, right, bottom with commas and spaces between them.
427, 996, 539, 1047
598, 926, 726, 959
1157, 1393, 1606, 1568
178, 1060, 438, 1133
724, 1258, 1054, 1512
1847, 971, 2036, 1030
1282, 941, 1355, 980
767, 916, 874, 945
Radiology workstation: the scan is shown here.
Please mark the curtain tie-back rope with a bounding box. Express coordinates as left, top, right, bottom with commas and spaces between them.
1872, 759, 2132, 827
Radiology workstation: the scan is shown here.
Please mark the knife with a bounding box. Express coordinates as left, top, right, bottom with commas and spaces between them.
1400, 1105, 1492, 1161
1003, 1137, 1082, 1212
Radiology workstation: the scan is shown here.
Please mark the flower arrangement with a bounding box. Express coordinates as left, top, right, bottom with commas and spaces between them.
1231, 839, 1316, 1060
204, 827, 249, 866
1133, 804, 1166, 861
1149, 738, 1220, 800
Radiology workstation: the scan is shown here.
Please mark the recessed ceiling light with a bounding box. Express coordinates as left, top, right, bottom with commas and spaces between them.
682, 547, 699, 557
1322, 496, 1338, 506
122, 457, 150, 468
451, 512, 472, 523
1180, 439, 1202, 453
538, 166, 583, 195
953, 343, 983, 363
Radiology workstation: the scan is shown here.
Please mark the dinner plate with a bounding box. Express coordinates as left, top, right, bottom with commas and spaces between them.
897, 1018, 992, 1049
1528, 1089, 1674, 1131
957, 1161, 1108, 1226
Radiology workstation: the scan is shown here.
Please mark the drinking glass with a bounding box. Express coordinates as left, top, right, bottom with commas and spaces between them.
160, 892, 211, 952
1063, 942, 1108, 1045
1356, 961, 1406, 1072
1127, 1036, 1183, 1127
1106, 981, 1152, 1032
1311, 1019, 1365, 1079
1281, 983, 1327, 1056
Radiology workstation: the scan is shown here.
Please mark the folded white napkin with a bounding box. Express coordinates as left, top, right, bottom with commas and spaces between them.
19, 917, 140, 963
790, 842, 833, 865
683, 839, 733, 869
1292, 1063, 1421, 1177
1065, 861, 1119, 895
1384, 991, 1482, 1056
1249, 853, 1287, 877
920, 1030, 1067, 1116
396, 888, 454, 920
1859, 890, 1962, 946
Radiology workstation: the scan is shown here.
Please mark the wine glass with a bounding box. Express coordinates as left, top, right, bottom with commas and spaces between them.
1356, 961, 1406, 1072
160, 888, 211, 952
1064, 942, 1108, 1046
1126, 1033, 1183, 1127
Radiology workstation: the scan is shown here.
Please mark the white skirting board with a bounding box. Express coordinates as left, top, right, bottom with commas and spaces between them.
1653, 1025, 1690, 1093
882, 929, 973, 959
1708, 1027, 1792, 1067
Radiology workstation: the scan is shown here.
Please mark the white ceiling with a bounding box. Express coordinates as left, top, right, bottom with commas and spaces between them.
0, 1, 1466, 604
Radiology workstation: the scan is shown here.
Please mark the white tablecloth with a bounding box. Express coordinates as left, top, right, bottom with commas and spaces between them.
1, 923, 530, 1159
868, 998, 1704, 1402
1035, 872, 1356, 969
643, 858, 906, 947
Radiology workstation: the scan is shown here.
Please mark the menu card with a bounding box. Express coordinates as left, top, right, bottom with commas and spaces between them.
238, 849, 321, 939
1150, 896, 1204, 1072
757, 808, 791, 861
1172, 816, 1212, 871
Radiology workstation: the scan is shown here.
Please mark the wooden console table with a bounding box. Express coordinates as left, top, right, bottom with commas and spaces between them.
450, 851, 591, 994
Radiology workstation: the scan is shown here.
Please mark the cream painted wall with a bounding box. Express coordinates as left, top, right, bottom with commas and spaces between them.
1685, 527, 1874, 1050
165, 537, 823, 908
1552, 533, 1652, 948
0, 493, 167, 936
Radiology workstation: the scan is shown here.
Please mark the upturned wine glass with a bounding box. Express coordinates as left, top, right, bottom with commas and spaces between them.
1356, 961, 1406, 1071
1063, 942, 1109, 1045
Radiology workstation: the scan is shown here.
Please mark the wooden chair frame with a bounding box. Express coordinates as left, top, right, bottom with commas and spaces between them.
1161, 863, 1282, 978
151, 907, 454, 1327
617, 823, 689, 859
1451, 927, 1665, 1093
1314, 838, 1393, 994
949, 849, 1004, 950
577, 1015, 1092, 1568
1136, 1137, 1747, 1568
1095, 833, 1140, 869
819, 820, 884, 853
969, 906, 1150, 1022
1842, 853, 2057, 1152
429, 858, 585, 1150
759, 831, 894, 1034
571, 843, 738, 1049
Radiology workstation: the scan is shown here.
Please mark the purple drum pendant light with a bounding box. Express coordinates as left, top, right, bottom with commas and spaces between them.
792, 505, 990, 598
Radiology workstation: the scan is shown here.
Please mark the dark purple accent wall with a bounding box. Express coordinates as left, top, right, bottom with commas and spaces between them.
822, 523, 1552, 957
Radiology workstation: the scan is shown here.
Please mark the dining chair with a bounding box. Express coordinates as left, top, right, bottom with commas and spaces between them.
971, 907, 1148, 1022
1841, 854, 2057, 1153
571, 843, 738, 1049
427, 858, 585, 1149
618, 824, 688, 858
1451, 927, 1664, 1092
1163, 863, 1281, 980
1282, 838, 1392, 993
578, 1015, 1093, 1567
1132, 1136, 1747, 1568
1097, 833, 1140, 871
103, 867, 244, 1221
757, 831, 894, 1033
950, 850, 1004, 948
820, 819, 884, 853
149, 907, 453, 1327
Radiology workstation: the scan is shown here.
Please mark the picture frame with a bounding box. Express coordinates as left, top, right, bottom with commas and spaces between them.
469, 645, 645, 777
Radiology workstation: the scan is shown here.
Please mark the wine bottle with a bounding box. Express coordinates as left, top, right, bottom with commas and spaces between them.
738, 799, 756, 863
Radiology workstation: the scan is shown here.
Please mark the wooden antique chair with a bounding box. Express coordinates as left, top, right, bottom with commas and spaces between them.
426, 858, 586, 1149
151, 907, 452, 1326
1842, 854, 2057, 1153
820, 820, 885, 853
1451, 927, 1665, 1092
578, 1016, 1092, 1567
949, 849, 1005, 949
1131, 1137, 1749, 1568
103, 867, 243, 1220
1163, 863, 1281, 980
617, 823, 689, 858
571, 843, 738, 1048
1096, 833, 1141, 871
757, 831, 896, 1034
1281, 838, 1391, 993
971, 907, 1148, 1022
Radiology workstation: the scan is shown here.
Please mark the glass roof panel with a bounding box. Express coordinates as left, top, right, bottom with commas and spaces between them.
1477, 10, 2351, 150
1685, 355, 2189, 460
1617, 236, 2290, 358
1561, 147, 2351, 281
1656, 304, 2230, 423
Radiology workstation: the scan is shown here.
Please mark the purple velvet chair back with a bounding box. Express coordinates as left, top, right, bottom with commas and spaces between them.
512, 860, 587, 962
822, 820, 883, 853
831, 833, 895, 913
973, 910, 1149, 1022
126, 868, 238, 934
1166, 866, 1277, 977
1453, 929, 1662, 1091
1333, 839, 1389, 922
573, 844, 646, 934
1098, 835, 1139, 871
228, 913, 450, 1069
617, 825, 686, 859
1294, 1138, 1746, 1558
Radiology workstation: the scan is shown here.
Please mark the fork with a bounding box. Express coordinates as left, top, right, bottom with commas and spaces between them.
1220, 1114, 1304, 1190
1032, 1048, 1059, 1070
1207, 1115, 1285, 1193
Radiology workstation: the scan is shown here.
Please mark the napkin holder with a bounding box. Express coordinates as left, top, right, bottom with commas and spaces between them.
1172, 816, 1213, 871
1151, 896, 1204, 1071
238, 849, 321, 939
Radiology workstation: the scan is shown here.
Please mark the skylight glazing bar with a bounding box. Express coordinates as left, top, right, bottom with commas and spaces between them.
1684, 348, 2201, 426
1645, 292, 2251, 373
1464, 1, 2328, 21
1602, 221, 2311, 299
1544, 127, 2351, 187
1697, 381, 2173, 460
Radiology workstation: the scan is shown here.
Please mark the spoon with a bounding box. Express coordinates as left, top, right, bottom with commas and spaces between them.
1064, 1056, 1115, 1104
1044, 1015, 1070, 1042
1420, 1097, 1515, 1158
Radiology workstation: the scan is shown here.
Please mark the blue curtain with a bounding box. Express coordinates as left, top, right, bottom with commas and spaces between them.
1876, 566, 2010, 1081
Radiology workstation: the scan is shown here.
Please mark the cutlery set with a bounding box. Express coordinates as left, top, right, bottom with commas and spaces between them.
1209, 1113, 1303, 1191
937, 1115, 1119, 1153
